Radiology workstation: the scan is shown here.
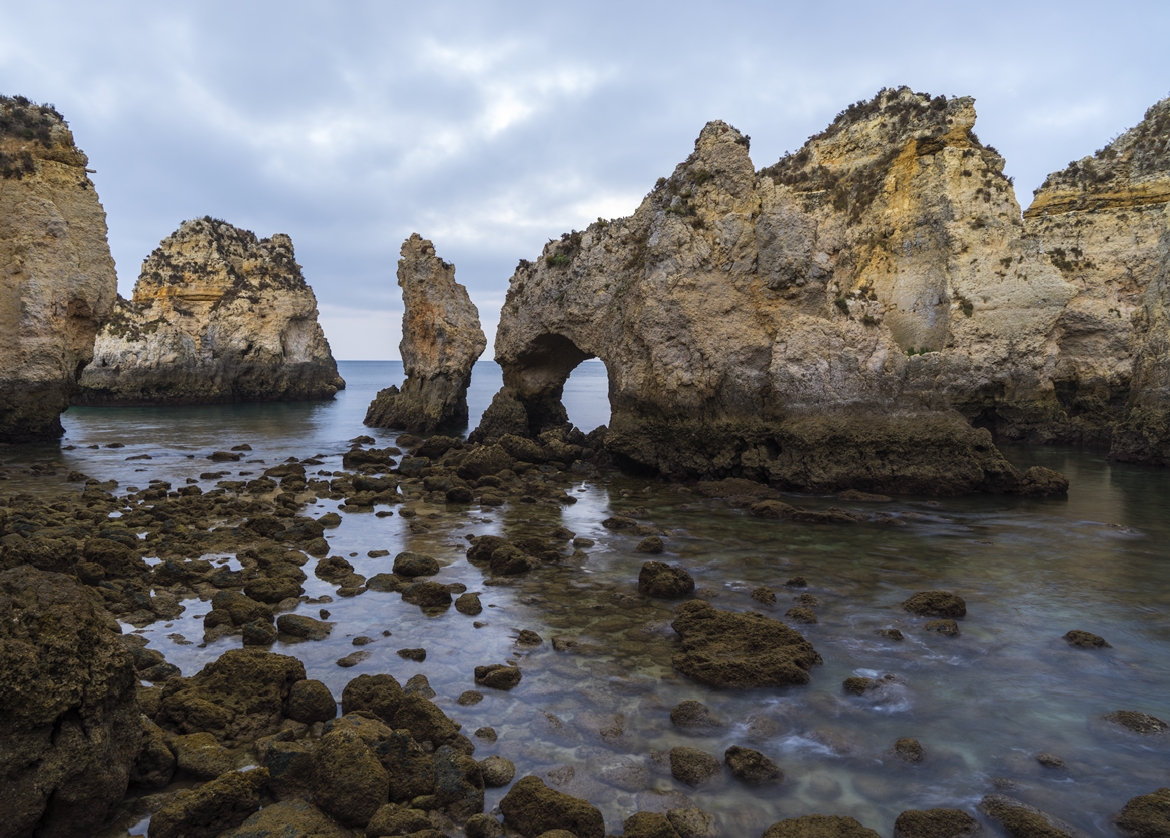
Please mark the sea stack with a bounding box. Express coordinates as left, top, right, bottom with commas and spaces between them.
74, 217, 344, 405
0, 95, 118, 442
479, 87, 1073, 495
1025, 96, 1170, 463
365, 234, 486, 433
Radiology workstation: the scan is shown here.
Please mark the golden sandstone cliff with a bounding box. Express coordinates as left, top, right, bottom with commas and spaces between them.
0, 96, 117, 442
74, 218, 344, 405
365, 234, 486, 433
474, 87, 1168, 492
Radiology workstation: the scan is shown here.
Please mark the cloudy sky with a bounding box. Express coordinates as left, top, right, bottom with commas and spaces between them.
3, 1, 1167, 358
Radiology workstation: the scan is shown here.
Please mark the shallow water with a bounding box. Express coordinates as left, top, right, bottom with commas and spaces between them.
3, 361, 1169, 837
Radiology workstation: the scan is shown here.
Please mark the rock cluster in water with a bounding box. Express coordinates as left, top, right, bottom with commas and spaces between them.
365, 234, 486, 433
74, 217, 344, 405
480, 87, 1170, 490
0, 95, 118, 442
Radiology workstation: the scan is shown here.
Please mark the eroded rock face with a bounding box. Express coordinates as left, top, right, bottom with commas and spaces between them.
365, 234, 486, 432
75, 217, 344, 405
1023, 96, 1170, 458
0, 566, 140, 838
0, 95, 118, 441
482, 87, 1073, 495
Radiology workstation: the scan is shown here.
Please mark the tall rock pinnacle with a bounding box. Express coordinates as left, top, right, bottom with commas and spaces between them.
365, 234, 486, 433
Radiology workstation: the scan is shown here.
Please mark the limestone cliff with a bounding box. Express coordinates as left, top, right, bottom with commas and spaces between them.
1024, 97, 1170, 460
0, 95, 118, 442
480, 88, 1069, 495
74, 218, 344, 405
364, 234, 486, 432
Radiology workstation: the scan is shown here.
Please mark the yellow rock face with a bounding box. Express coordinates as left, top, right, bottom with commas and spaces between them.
0, 96, 118, 441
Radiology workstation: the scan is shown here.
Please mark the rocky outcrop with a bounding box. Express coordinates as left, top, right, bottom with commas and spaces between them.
0, 95, 118, 442
0, 566, 140, 838
74, 217, 344, 405
480, 87, 1072, 495
365, 234, 486, 432
1022, 96, 1170, 457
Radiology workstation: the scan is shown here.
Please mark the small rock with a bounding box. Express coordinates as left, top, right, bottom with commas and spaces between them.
1105, 711, 1168, 735
623, 812, 683, 838
475, 664, 522, 690
1036, 752, 1066, 769
241, 619, 277, 646
457, 690, 484, 706
474, 726, 497, 743
669, 700, 722, 729
669, 746, 721, 786
516, 629, 544, 645
903, 591, 966, 619
724, 745, 782, 783
892, 808, 980, 838
1064, 630, 1110, 649
751, 586, 776, 605
638, 561, 695, 599
636, 536, 665, 554
276, 614, 333, 640
172, 732, 234, 779
667, 807, 716, 838
925, 619, 960, 636
786, 606, 817, 623
479, 755, 516, 787
465, 813, 504, 838
336, 650, 371, 668
398, 647, 427, 662
877, 628, 904, 641
287, 679, 337, 724
393, 551, 440, 578
455, 593, 483, 615
785, 576, 808, 588
404, 673, 436, 699
894, 738, 924, 763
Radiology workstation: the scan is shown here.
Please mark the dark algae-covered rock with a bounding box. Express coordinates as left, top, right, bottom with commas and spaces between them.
903, 591, 967, 618
1116, 787, 1170, 838
0, 567, 140, 838
624, 811, 683, 838
979, 794, 1089, 838
724, 745, 782, 783
669, 746, 721, 786
499, 775, 605, 838
638, 560, 695, 598
1105, 710, 1168, 735
893, 809, 981, 838
218, 798, 351, 838
1064, 629, 1111, 648
670, 600, 822, 687
762, 814, 882, 838
148, 768, 268, 838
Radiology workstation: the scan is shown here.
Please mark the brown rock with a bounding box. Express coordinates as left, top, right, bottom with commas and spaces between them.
1064, 630, 1110, 648
979, 794, 1089, 838
638, 561, 695, 599
475, 664, 522, 690
894, 738, 924, 763
499, 776, 605, 838
1116, 787, 1170, 838
341, 673, 404, 722
1105, 711, 1168, 735
724, 745, 782, 783
623, 812, 682, 838
288, 679, 337, 724
312, 727, 389, 827
892, 809, 981, 838
903, 591, 967, 618
668, 746, 720, 786
762, 814, 882, 838
148, 768, 268, 838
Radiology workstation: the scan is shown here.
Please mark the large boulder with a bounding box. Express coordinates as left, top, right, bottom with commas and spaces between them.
311, 727, 389, 827
1116, 787, 1170, 838
0, 567, 139, 838
219, 799, 352, 838
158, 648, 306, 744
0, 96, 118, 441
75, 216, 345, 405
365, 234, 486, 432
148, 768, 268, 838
670, 600, 822, 687
499, 775, 605, 838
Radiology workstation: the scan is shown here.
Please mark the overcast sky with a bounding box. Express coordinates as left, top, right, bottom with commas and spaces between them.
3, 1, 1167, 359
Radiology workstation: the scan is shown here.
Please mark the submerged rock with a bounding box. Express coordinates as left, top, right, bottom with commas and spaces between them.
1105, 710, 1168, 735
892, 809, 981, 838
979, 794, 1089, 838
75, 217, 344, 405
0, 567, 139, 838
670, 600, 822, 687
724, 745, 782, 784
478, 88, 1077, 496
0, 96, 118, 442
762, 814, 882, 838
1116, 787, 1170, 838
365, 234, 486, 432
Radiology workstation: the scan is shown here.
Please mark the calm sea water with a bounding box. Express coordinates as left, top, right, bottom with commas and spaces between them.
3, 360, 1169, 836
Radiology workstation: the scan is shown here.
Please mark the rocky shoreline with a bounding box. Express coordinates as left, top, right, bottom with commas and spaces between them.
2, 431, 1166, 838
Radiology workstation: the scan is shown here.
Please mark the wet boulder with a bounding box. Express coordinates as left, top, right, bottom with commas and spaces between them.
762, 815, 882, 838
393, 551, 440, 577
670, 600, 822, 688
670, 700, 723, 729
1064, 630, 1110, 649
218, 798, 351, 838
372, 728, 436, 802
366, 805, 434, 837
624, 812, 683, 838
1105, 711, 1168, 735
312, 726, 389, 827
499, 776, 605, 838
148, 768, 268, 838
158, 648, 306, 744
277, 614, 334, 640
401, 580, 453, 608
393, 693, 465, 749
0, 567, 140, 838
639, 561, 695, 598
669, 747, 721, 786
1116, 787, 1170, 838
902, 591, 966, 619
479, 755, 516, 787
131, 717, 178, 789
288, 679, 337, 724
490, 543, 542, 576
172, 731, 235, 778
979, 795, 1088, 838
893, 809, 981, 838
724, 745, 782, 784
433, 744, 485, 818
342, 673, 404, 722
475, 663, 523, 690
894, 738, 924, 763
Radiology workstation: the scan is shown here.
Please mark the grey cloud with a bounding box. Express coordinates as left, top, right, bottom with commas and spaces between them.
2, 0, 1167, 357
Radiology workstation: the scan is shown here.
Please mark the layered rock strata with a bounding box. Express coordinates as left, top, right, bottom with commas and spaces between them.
74, 217, 344, 405
365, 234, 486, 432
0, 95, 118, 441
1024, 97, 1170, 461
480, 88, 1073, 494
